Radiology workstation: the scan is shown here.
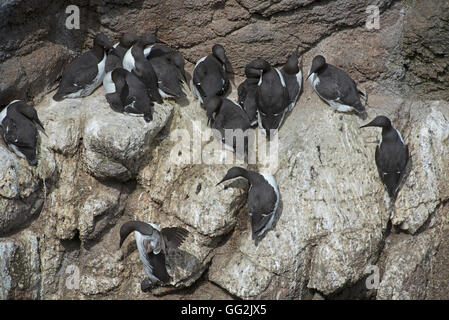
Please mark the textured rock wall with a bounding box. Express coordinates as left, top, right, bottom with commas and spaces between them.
1, 0, 449, 300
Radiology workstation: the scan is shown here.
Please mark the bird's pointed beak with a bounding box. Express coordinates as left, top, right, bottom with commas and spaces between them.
360, 118, 377, 129
216, 177, 227, 187
306, 72, 312, 80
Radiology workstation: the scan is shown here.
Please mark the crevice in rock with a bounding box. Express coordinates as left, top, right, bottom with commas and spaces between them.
413, 198, 449, 236
60, 229, 81, 252
208, 277, 245, 300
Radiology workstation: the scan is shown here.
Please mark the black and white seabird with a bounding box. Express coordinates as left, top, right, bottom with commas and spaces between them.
217, 167, 280, 240
307, 55, 367, 119
119, 221, 189, 289
360, 116, 409, 199
0, 100, 45, 166
122, 34, 163, 104
53, 33, 113, 101
103, 68, 154, 122
144, 44, 188, 85
237, 64, 260, 126
280, 47, 303, 112
205, 96, 251, 153
192, 44, 230, 104
105, 33, 139, 73
247, 59, 289, 139
145, 45, 187, 99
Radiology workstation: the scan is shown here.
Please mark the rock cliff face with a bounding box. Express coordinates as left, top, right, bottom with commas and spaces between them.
1, 0, 449, 300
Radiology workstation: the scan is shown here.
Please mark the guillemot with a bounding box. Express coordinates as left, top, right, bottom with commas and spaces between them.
105, 33, 139, 73
217, 167, 280, 241
145, 44, 188, 85
119, 220, 189, 290
122, 34, 163, 104
53, 33, 113, 101
0, 100, 45, 166
280, 47, 303, 112
204, 96, 251, 153
192, 44, 230, 104
145, 46, 187, 100
103, 68, 153, 122
360, 115, 409, 199
307, 55, 367, 119
246, 59, 289, 139
237, 64, 260, 126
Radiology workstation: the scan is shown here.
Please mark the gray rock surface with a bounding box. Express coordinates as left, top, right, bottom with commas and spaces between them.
0, 231, 41, 299
0, 145, 43, 236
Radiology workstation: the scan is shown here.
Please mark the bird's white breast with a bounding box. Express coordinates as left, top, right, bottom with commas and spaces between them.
296, 70, 303, 93
143, 45, 153, 58
192, 84, 203, 103
0, 105, 9, 124
9, 144, 27, 160
194, 56, 207, 69
260, 173, 280, 203
123, 47, 136, 72
396, 128, 405, 144
275, 68, 286, 87
81, 52, 107, 97
308, 71, 319, 88
287, 69, 303, 112
103, 71, 116, 94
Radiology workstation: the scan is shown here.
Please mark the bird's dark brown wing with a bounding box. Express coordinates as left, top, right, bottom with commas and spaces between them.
161, 227, 189, 249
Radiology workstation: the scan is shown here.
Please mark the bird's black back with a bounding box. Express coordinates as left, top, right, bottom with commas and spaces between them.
316, 64, 364, 111
375, 129, 409, 198
193, 55, 229, 99
256, 68, 289, 115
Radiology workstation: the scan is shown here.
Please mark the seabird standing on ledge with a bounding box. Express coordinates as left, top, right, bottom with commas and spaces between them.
307, 55, 367, 119
217, 167, 280, 241
237, 64, 260, 126
105, 33, 139, 73
280, 46, 303, 112
145, 47, 187, 100
53, 33, 113, 101
246, 59, 289, 139
0, 100, 45, 166
204, 96, 251, 153
123, 34, 163, 104
192, 44, 230, 104
103, 68, 154, 122
144, 44, 188, 85
360, 115, 409, 199
119, 220, 189, 290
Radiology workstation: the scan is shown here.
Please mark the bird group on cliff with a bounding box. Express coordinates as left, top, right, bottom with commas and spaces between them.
0, 30, 410, 292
